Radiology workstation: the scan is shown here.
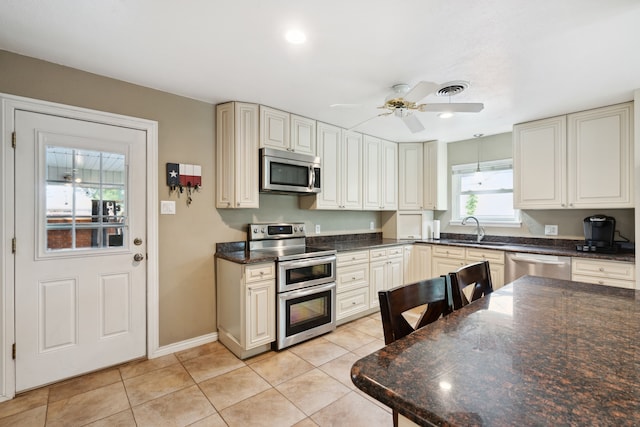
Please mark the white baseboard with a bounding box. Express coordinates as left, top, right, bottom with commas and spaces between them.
150, 332, 218, 359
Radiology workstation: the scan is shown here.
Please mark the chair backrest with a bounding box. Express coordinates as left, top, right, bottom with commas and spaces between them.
378, 276, 452, 345
450, 260, 493, 310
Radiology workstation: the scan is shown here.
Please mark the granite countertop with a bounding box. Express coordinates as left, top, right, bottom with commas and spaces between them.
215, 232, 634, 264
351, 276, 640, 426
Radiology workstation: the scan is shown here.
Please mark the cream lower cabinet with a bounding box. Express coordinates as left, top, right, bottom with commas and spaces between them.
403, 244, 433, 284
571, 258, 636, 289
216, 259, 275, 359
336, 250, 370, 323
431, 245, 505, 289
369, 246, 404, 308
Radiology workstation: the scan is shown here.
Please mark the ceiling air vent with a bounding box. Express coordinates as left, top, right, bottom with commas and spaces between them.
436, 81, 469, 97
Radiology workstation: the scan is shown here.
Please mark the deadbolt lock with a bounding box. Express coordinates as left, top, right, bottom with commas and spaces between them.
134, 238, 143, 246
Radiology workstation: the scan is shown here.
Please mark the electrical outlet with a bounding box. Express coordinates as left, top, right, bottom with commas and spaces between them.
315, 224, 321, 234
370, 221, 375, 230
544, 225, 558, 236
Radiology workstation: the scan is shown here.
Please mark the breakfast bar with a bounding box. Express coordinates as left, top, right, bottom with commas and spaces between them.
351, 276, 640, 426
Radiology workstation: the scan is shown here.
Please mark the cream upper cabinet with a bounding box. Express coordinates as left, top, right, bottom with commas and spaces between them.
363, 135, 398, 211
514, 102, 633, 209
216, 102, 259, 209
398, 141, 446, 211
398, 143, 424, 210
300, 124, 362, 210
290, 114, 316, 154
259, 106, 290, 151
567, 103, 633, 208
423, 140, 448, 210
513, 116, 567, 209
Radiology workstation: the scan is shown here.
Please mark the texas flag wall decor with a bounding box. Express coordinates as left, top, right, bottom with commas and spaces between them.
166, 163, 202, 188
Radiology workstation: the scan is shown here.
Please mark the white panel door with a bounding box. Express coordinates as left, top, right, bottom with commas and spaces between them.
14, 110, 147, 391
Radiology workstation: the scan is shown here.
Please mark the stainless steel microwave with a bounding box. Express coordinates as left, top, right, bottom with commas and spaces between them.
260, 148, 321, 194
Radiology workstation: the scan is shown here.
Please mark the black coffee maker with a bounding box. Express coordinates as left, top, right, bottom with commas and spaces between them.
577, 215, 616, 253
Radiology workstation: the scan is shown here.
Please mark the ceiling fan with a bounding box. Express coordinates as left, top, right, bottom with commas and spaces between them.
351, 80, 484, 133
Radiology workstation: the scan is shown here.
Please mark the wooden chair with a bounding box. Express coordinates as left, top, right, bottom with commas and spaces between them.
378, 276, 453, 427
378, 276, 453, 346
450, 260, 493, 310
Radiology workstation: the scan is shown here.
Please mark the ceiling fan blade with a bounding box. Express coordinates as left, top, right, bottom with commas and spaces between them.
330, 103, 363, 108
401, 114, 425, 133
403, 81, 439, 103
417, 102, 484, 113
348, 111, 392, 130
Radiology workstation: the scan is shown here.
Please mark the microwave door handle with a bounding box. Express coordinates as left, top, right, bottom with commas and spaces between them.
308, 165, 315, 190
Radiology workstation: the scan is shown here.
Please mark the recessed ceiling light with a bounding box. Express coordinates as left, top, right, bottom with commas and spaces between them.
438, 112, 454, 119
285, 29, 306, 44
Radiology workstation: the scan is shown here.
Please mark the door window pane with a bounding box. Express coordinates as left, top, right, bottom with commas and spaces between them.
45, 146, 126, 251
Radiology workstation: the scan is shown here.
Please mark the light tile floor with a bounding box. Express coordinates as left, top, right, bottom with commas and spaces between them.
0, 313, 391, 427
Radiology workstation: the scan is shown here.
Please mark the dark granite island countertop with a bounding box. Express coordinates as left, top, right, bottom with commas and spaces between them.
351, 276, 640, 426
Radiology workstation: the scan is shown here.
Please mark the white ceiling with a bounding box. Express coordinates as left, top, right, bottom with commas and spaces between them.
1, 0, 640, 143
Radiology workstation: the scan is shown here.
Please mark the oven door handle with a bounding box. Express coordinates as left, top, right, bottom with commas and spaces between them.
278, 255, 337, 270
283, 281, 336, 299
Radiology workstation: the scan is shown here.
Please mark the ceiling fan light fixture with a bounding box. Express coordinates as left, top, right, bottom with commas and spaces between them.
438, 112, 454, 119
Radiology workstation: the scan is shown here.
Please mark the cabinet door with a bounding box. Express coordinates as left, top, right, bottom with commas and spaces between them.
260, 106, 290, 150
246, 280, 275, 349
567, 103, 633, 208
369, 260, 386, 308
381, 140, 398, 210
413, 245, 432, 282
403, 245, 416, 284
432, 257, 465, 278
216, 103, 235, 208
490, 264, 505, 290
387, 257, 404, 289
336, 287, 369, 321
513, 116, 566, 209
398, 143, 424, 210
216, 102, 259, 209
423, 141, 447, 210
290, 114, 316, 154
341, 130, 363, 210
362, 135, 382, 210
236, 103, 260, 208
315, 122, 342, 209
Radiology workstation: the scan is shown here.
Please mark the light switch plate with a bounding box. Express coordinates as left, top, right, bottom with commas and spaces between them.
544, 225, 558, 236
315, 224, 321, 234
161, 200, 176, 215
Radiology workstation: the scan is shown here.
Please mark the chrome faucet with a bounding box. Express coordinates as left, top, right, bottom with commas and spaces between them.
462, 216, 485, 242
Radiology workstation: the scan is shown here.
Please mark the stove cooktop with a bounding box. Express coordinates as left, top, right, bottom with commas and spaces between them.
251, 246, 336, 261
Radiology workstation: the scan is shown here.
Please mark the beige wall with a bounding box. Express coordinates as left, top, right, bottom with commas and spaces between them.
440, 132, 635, 239
0, 50, 379, 346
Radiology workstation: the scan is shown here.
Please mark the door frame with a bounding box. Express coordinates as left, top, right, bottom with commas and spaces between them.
0, 93, 159, 400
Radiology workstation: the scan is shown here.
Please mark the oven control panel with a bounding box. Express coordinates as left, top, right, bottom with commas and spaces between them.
248, 222, 306, 240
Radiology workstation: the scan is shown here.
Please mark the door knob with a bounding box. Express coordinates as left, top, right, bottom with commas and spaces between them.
133, 253, 145, 262
134, 238, 143, 246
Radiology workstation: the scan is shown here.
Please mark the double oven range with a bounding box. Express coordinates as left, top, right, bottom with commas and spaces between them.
248, 223, 337, 350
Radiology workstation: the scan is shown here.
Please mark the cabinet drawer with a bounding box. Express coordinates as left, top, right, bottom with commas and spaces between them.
337, 250, 369, 266
465, 248, 504, 264
370, 248, 388, 260
386, 246, 404, 258
571, 258, 635, 281
245, 263, 276, 282
432, 245, 465, 259
572, 274, 635, 290
337, 264, 369, 292
336, 287, 370, 320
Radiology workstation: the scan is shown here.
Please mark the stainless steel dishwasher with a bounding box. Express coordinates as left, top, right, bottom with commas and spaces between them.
505, 252, 572, 283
